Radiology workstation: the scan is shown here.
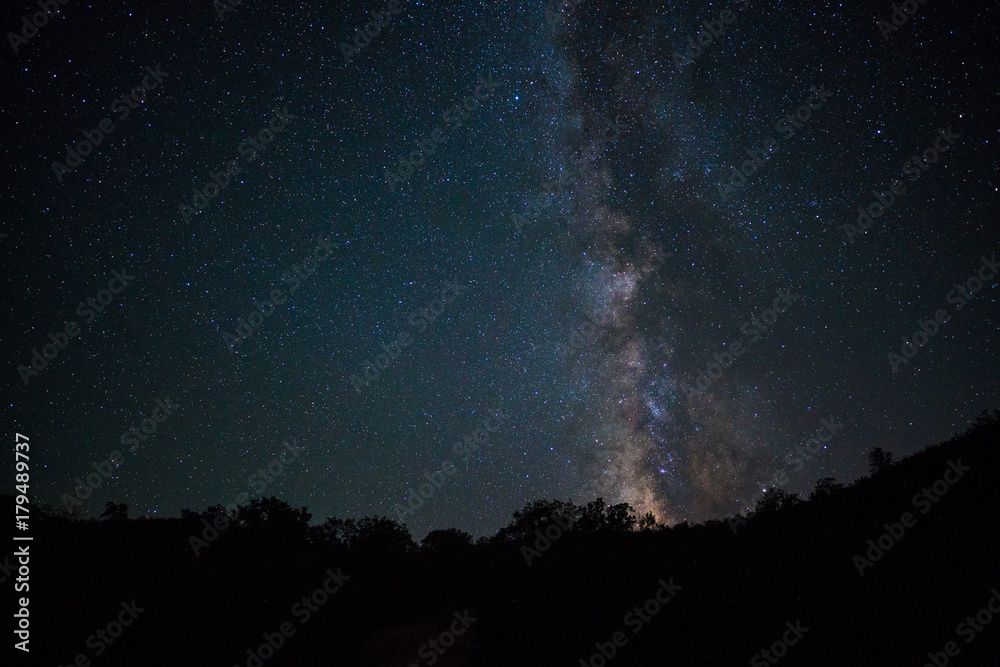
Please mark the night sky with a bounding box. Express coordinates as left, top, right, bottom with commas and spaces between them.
2, 0, 997, 540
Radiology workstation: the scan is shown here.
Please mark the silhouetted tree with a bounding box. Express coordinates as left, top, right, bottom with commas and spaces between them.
868, 447, 894, 476
494, 499, 579, 542
344, 516, 415, 555
754, 487, 801, 513
100, 501, 128, 521
577, 497, 608, 533
605, 502, 637, 533
308, 516, 350, 547
199, 504, 233, 524
568, 499, 641, 533
973, 408, 999, 427
808, 477, 845, 501
637, 511, 657, 531
422, 527, 474, 552
236, 496, 311, 541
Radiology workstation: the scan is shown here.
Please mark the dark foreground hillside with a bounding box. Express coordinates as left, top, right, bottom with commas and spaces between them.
7, 415, 1000, 666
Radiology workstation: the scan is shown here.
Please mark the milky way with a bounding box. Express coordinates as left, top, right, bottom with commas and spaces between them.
2, 0, 996, 539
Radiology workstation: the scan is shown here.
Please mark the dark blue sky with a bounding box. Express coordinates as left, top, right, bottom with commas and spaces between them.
2, 0, 997, 539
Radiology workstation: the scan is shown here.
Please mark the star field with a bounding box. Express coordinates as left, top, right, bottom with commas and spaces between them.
1, 0, 997, 540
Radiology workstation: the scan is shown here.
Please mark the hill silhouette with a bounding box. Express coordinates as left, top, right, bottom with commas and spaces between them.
6, 410, 999, 666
